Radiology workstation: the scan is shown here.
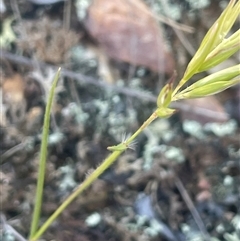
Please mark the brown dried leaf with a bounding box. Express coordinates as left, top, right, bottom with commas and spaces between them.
2, 74, 26, 123
85, 0, 175, 75
24, 106, 43, 135
15, 18, 80, 64
180, 96, 229, 124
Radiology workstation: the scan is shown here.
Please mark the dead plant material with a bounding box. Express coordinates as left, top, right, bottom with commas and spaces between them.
85, 0, 175, 75
24, 106, 43, 135
15, 17, 80, 64
0, 171, 14, 207
2, 74, 26, 123
74, 180, 111, 212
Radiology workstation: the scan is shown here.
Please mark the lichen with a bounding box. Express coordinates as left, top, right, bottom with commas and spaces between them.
204, 120, 237, 137
183, 120, 205, 139
59, 164, 77, 192
186, 0, 210, 10
85, 212, 102, 227
0, 18, 16, 49
75, 0, 92, 20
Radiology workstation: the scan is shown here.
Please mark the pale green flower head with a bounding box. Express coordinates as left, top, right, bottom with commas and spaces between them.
170, 0, 240, 102
179, 0, 240, 85
200, 29, 240, 71
157, 83, 173, 108
174, 65, 240, 100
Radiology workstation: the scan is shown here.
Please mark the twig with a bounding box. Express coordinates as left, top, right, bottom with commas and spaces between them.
160, 0, 196, 56
0, 142, 25, 165
1, 51, 228, 122
10, 0, 40, 70
63, 0, 71, 30
174, 176, 210, 241
0, 214, 27, 241
129, 0, 194, 33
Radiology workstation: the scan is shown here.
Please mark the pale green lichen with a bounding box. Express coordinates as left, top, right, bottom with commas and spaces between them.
136, 68, 147, 78
24, 137, 37, 152
93, 99, 109, 117
143, 118, 179, 169
204, 120, 237, 137
136, 215, 149, 227
144, 143, 185, 170
125, 214, 175, 239
85, 212, 102, 227
219, 1, 229, 10
108, 111, 136, 143
70, 45, 98, 72
231, 215, 240, 232
147, 0, 210, 22
62, 102, 89, 125
223, 175, 234, 187
59, 165, 77, 192
164, 146, 185, 163
1, 231, 15, 241
212, 182, 228, 202
0, 18, 16, 49
143, 133, 160, 170
181, 223, 205, 241
224, 233, 240, 241
216, 223, 225, 235
144, 0, 182, 20
75, 0, 92, 20
129, 78, 142, 89
144, 219, 165, 237
2, 231, 16, 241
163, 3, 181, 20
183, 120, 205, 139
227, 146, 240, 159
183, 119, 238, 138
107, 104, 137, 143
186, 0, 210, 10
48, 132, 64, 145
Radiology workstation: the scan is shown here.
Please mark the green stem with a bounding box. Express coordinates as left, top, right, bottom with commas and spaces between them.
30, 109, 159, 241
30, 151, 121, 241
172, 78, 186, 97
126, 111, 158, 146
29, 68, 61, 239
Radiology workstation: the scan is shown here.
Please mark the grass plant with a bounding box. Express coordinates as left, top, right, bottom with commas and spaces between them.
29, 0, 240, 240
